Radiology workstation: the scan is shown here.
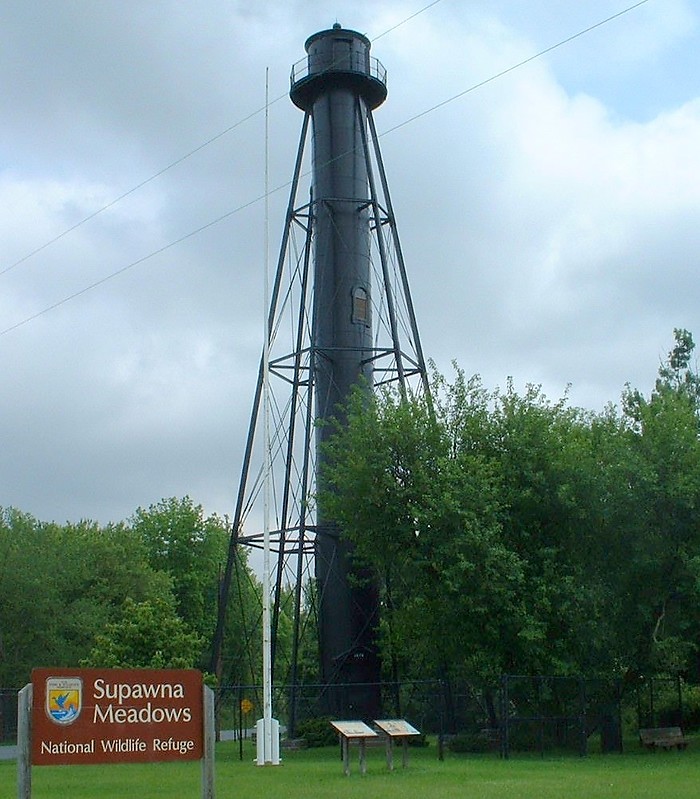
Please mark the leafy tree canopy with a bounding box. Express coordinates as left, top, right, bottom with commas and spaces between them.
321, 332, 700, 684
83, 595, 203, 670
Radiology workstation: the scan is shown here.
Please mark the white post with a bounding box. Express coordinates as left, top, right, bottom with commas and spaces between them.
201, 685, 216, 799
17, 684, 32, 799
256, 65, 280, 766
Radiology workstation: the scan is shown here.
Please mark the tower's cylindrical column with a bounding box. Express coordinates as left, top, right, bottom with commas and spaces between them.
291, 25, 387, 718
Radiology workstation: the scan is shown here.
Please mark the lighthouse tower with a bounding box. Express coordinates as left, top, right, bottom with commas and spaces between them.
212, 24, 429, 724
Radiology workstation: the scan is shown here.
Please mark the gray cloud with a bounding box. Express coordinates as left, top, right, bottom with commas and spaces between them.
1, 0, 699, 525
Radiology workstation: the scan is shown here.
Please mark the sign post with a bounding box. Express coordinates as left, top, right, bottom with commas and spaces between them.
17, 684, 32, 799
19, 668, 214, 798
202, 682, 215, 799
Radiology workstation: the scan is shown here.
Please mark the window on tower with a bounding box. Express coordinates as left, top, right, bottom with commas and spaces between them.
352, 286, 369, 326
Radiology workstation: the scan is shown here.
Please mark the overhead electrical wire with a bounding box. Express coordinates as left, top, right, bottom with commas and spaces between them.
371, 0, 444, 42
383, 0, 651, 136
0, 105, 278, 280
0, 0, 445, 282
0, 0, 650, 338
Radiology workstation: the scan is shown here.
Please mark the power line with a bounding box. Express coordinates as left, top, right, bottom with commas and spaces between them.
0, 188, 277, 337
383, 0, 651, 136
372, 0, 444, 42
0, 105, 279, 280
0, 0, 651, 338
0, 0, 444, 281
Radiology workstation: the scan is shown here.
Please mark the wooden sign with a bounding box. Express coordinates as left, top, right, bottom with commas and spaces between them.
31, 668, 204, 766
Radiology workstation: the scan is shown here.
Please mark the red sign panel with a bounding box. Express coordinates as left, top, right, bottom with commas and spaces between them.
31, 668, 203, 766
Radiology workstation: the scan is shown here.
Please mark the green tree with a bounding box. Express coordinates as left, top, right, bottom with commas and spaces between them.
0, 508, 60, 686
320, 365, 649, 686
321, 374, 525, 687
481, 380, 615, 675
217, 552, 264, 687
130, 497, 227, 643
0, 509, 168, 686
83, 596, 203, 669
616, 329, 700, 676
129, 497, 264, 684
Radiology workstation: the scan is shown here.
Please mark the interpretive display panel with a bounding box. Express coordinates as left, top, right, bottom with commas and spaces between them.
374, 719, 420, 737
374, 719, 421, 770
330, 720, 377, 738
331, 720, 378, 775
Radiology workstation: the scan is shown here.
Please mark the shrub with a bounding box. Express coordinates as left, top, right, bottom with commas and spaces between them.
447, 731, 494, 754
295, 716, 338, 747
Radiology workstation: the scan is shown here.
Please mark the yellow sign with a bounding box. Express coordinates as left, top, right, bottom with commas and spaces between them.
240, 698, 253, 715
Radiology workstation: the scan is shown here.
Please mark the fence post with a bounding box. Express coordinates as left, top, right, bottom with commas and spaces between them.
500, 675, 509, 760
616, 678, 624, 754
238, 685, 244, 761
578, 677, 587, 757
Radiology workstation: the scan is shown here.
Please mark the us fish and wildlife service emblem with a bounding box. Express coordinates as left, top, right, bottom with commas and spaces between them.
45, 676, 82, 725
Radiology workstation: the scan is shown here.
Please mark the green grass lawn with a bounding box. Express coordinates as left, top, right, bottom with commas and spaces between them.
3, 739, 700, 799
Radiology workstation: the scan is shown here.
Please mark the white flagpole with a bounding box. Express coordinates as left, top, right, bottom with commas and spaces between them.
257, 66, 280, 766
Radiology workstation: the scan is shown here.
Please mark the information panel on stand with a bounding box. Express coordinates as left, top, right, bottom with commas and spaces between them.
374, 719, 420, 738
31, 667, 204, 766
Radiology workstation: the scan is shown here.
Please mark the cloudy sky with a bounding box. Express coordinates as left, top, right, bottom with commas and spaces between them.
1, 0, 699, 527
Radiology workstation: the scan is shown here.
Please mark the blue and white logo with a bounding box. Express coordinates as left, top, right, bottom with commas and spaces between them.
46, 677, 83, 725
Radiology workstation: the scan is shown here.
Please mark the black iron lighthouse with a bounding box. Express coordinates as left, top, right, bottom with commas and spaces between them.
291, 25, 388, 718
213, 24, 429, 724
